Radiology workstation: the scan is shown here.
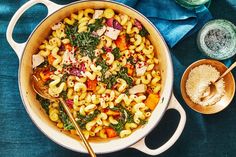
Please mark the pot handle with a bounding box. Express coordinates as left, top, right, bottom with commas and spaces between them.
131, 93, 186, 156
6, 0, 63, 59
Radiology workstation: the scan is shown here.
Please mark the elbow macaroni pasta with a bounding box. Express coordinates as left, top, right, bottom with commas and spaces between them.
33, 8, 162, 140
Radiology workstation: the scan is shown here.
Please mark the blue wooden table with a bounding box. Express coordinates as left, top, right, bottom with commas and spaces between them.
1, 0, 236, 157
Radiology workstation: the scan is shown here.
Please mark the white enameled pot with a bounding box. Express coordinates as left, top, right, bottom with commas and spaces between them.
6, 0, 186, 155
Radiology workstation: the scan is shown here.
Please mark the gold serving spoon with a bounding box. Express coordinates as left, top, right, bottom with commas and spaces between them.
201, 61, 236, 101
31, 74, 96, 157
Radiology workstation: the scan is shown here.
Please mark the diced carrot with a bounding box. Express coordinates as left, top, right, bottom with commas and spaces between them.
115, 35, 128, 51
48, 54, 56, 65
125, 64, 134, 76
65, 44, 73, 51
86, 79, 97, 92
106, 110, 120, 116
39, 70, 52, 82
105, 127, 117, 138
145, 93, 160, 110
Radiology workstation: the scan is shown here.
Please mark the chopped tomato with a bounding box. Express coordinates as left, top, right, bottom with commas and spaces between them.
106, 110, 120, 116
65, 44, 73, 51
48, 54, 56, 65
105, 128, 117, 138
86, 79, 97, 92
125, 64, 134, 76
115, 35, 128, 51
39, 70, 52, 82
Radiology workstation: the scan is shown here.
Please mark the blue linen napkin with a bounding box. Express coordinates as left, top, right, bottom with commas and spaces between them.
115, 0, 212, 47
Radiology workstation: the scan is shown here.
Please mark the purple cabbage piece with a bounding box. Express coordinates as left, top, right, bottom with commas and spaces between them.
113, 20, 122, 30
69, 67, 82, 77
65, 99, 73, 108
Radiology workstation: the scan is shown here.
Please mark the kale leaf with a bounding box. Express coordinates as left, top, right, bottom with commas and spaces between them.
88, 18, 104, 32
59, 103, 74, 130
36, 94, 50, 114
139, 26, 150, 37
77, 109, 100, 129
111, 47, 121, 60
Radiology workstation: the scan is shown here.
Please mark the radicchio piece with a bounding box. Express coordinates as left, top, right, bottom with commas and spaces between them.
113, 20, 122, 30
65, 99, 73, 108
106, 18, 114, 27
69, 67, 81, 77
134, 19, 142, 30
103, 47, 112, 53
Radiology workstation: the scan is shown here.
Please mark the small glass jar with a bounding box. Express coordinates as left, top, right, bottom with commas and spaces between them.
197, 19, 236, 60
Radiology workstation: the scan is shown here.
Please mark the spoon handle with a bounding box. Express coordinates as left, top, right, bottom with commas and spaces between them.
59, 98, 96, 157
218, 61, 236, 81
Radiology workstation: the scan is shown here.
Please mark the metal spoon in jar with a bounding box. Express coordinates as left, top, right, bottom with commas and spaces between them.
201, 61, 236, 101
31, 74, 96, 157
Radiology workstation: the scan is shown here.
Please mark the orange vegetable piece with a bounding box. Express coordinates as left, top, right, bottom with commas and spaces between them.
145, 93, 160, 110
65, 44, 73, 51
105, 127, 117, 138
115, 35, 128, 51
86, 79, 97, 92
39, 70, 52, 82
48, 54, 56, 65
106, 110, 120, 116
125, 63, 134, 76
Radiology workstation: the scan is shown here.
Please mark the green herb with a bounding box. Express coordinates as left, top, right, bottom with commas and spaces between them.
59, 103, 74, 130
61, 73, 68, 82
111, 47, 121, 60
88, 18, 104, 32
127, 56, 135, 64
36, 94, 50, 114
139, 119, 147, 125
105, 75, 117, 89
59, 90, 68, 100
49, 66, 57, 72
109, 104, 134, 133
139, 26, 150, 37
65, 23, 79, 46
77, 109, 100, 129
95, 57, 109, 74
75, 32, 100, 59
118, 67, 133, 87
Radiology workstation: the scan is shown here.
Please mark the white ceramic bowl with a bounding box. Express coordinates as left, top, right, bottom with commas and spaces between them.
6, 0, 186, 155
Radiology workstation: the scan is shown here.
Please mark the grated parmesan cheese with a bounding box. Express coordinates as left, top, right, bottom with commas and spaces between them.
186, 64, 225, 106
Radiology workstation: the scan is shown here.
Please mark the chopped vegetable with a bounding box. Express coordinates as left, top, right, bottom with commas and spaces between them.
65, 44, 73, 51
125, 63, 134, 76
36, 94, 50, 114
59, 103, 74, 130
105, 27, 121, 40
134, 19, 142, 30
32, 53, 45, 68
104, 8, 115, 18
105, 127, 117, 138
88, 18, 104, 32
93, 10, 104, 19
129, 84, 147, 95
106, 18, 114, 27
111, 47, 121, 60
145, 93, 160, 110
48, 54, 56, 65
39, 70, 52, 82
113, 20, 122, 30
106, 110, 120, 116
77, 110, 100, 129
139, 26, 150, 37
87, 79, 97, 91
115, 35, 128, 51
65, 99, 73, 108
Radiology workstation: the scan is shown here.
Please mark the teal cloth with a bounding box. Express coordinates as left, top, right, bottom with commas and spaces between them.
1, 0, 236, 157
